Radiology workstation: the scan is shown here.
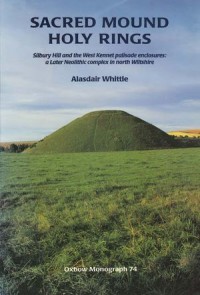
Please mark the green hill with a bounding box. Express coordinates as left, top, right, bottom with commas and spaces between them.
27, 110, 177, 153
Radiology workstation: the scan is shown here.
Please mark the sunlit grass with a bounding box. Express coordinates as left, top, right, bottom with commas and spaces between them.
0, 148, 200, 294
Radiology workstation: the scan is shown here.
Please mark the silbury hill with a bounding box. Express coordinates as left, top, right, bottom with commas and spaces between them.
27, 110, 177, 153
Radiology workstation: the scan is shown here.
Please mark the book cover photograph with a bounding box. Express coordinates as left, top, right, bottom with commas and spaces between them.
1, 0, 200, 294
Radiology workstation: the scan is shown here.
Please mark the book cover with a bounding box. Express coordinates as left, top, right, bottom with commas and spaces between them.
1, 1, 200, 294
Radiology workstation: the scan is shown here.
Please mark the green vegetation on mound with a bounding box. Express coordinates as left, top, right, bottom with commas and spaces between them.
27, 110, 176, 153
1, 148, 200, 294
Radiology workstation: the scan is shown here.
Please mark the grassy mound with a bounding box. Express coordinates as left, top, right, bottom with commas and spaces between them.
27, 110, 176, 153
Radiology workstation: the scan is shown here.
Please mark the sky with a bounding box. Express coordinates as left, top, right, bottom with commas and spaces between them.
1, 0, 200, 141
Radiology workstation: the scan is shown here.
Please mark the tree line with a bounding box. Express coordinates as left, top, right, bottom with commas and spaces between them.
0, 143, 31, 153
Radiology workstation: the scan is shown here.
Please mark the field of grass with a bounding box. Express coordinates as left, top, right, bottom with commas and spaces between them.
168, 130, 200, 138
0, 148, 200, 295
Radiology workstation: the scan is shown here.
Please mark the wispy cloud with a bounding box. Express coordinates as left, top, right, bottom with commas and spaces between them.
103, 0, 129, 12
94, 0, 129, 17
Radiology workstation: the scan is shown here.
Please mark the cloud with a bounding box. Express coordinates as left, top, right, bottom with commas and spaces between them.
1, 0, 200, 141
97, 0, 129, 15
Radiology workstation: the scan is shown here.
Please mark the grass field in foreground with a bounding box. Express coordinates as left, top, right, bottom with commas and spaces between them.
0, 148, 200, 295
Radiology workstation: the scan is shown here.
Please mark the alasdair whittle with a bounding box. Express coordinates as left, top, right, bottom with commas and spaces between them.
71, 76, 128, 82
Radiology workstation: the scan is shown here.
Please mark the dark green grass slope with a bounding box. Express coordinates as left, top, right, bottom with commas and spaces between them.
1, 148, 200, 295
27, 110, 176, 153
